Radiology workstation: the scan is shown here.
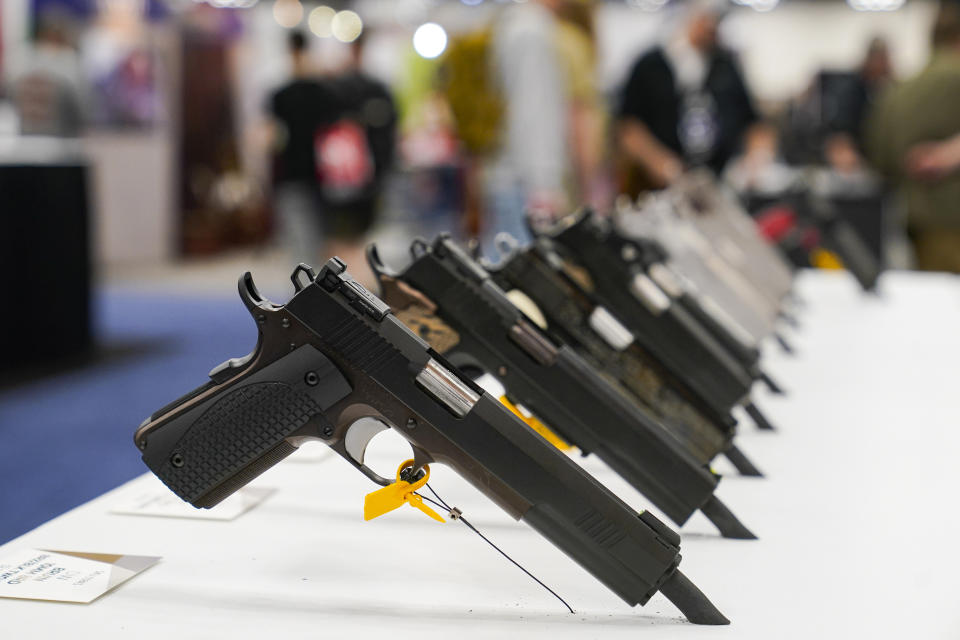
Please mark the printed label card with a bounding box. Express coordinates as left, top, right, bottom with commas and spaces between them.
0, 549, 160, 603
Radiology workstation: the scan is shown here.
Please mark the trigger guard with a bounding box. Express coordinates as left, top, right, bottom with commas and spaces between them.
342, 417, 419, 487
344, 418, 389, 467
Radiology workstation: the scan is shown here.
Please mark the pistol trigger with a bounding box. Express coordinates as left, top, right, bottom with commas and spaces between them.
411, 446, 434, 476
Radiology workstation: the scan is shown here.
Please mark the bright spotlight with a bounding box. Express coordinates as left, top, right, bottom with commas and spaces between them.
331, 10, 363, 43
273, 0, 303, 28
309, 6, 336, 38
413, 22, 448, 59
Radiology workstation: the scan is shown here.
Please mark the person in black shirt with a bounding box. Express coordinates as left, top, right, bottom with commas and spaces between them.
268, 31, 395, 279
313, 33, 397, 284
617, 1, 757, 192
269, 31, 339, 263
320, 32, 397, 241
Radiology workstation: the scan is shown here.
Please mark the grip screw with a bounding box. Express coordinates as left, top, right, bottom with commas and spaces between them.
406, 418, 417, 429
256, 314, 266, 324
304, 371, 319, 386
281, 317, 291, 329
170, 453, 184, 468
321, 425, 334, 438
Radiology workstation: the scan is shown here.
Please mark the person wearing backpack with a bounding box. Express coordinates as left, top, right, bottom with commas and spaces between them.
268, 30, 339, 264
315, 33, 397, 283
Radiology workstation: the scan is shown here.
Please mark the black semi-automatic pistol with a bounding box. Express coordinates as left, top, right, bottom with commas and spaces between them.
540, 211, 778, 431
134, 259, 730, 625
484, 234, 762, 477
368, 236, 755, 539
608, 228, 785, 397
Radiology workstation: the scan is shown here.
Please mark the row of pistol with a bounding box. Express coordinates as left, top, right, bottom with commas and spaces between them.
134, 171, 799, 625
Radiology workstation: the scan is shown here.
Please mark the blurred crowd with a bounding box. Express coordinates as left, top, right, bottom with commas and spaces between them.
5, 0, 960, 276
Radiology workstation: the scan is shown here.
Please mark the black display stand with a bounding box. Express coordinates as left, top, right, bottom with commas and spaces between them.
0, 142, 92, 371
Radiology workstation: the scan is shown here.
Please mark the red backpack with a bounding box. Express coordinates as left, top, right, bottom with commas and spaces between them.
313, 119, 374, 203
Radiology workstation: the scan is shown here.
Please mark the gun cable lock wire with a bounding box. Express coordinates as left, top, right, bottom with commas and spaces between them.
416, 482, 575, 614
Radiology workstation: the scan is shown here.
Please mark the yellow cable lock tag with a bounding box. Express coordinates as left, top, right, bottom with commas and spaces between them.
811, 248, 844, 271
499, 396, 573, 451
363, 459, 445, 523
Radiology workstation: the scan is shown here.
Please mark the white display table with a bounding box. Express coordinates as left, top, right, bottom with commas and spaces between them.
2, 270, 958, 639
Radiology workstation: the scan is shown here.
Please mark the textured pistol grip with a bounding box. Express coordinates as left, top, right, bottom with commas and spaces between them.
151, 382, 321, 508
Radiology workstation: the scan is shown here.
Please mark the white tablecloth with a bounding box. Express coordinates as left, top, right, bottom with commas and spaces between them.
2, 270, 959, 639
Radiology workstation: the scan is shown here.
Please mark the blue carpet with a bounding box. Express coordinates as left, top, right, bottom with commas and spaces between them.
0, 289, 255, 544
